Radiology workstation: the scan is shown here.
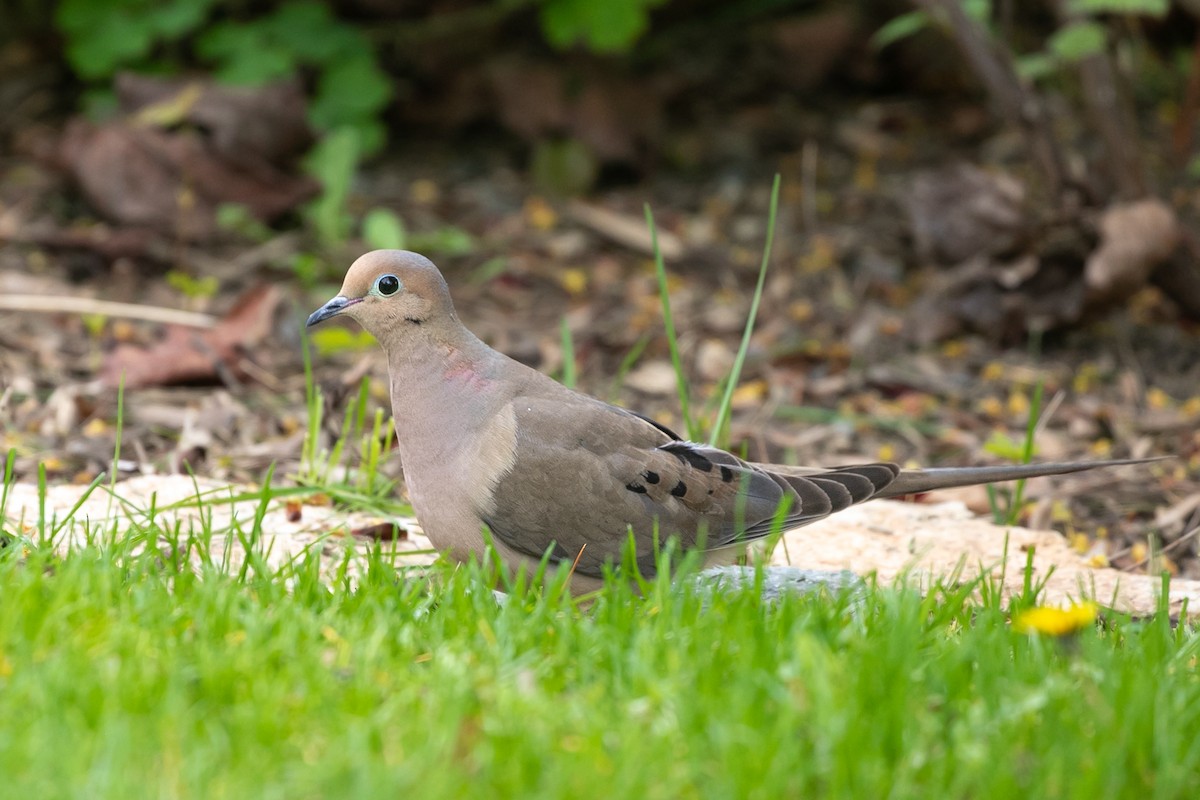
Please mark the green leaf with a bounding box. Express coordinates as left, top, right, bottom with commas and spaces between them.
1187, 154, 1200, 180
61, 9, 154, 78
540, 0, 662, 52
195, 24, 259, 61
530, 138, 597, 196
216, 204, 272, 242
1068, 0, 1168, 17
362, 209, 407, 251
982, 431, 1037, 462
309, 327, 377, 356
214, 45, 295, 85
264, 1, 346, 62
146, 1, 211, 37
310, 56, 393, 134
871, 11, 928, 50
165, 270, 219, 300
303, 127, 361, 246
1016, 52, 1059, 82
408, 226, 475, 257
57, 0, 213, 79
1048, 21, 1108, 63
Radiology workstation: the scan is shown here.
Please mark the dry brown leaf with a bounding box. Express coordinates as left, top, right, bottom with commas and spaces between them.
1085, 199, 1180, 303
57, 75, 317, 239
101, 284, 281, 388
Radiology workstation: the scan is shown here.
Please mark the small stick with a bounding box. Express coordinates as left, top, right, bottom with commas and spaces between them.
0, 295, 217, 328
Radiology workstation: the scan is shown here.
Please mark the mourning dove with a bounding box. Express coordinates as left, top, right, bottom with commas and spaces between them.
308, 250, 1152, 592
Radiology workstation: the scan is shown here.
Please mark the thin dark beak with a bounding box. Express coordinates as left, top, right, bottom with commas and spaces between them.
306, 295, 358, 327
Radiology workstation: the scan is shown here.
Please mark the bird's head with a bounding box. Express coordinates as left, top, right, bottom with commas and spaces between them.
306, 250, 457, 337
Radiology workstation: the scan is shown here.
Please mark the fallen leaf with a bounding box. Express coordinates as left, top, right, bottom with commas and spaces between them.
1084, 199, 1179, 303
57, 74, 318, 239
101, 284, 282, 388
351, 522, 407, 541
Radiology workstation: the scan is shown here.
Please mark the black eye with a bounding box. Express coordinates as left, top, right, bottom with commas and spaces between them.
376, 274, 401, 296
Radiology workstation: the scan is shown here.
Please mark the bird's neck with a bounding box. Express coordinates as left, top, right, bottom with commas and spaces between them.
385, 329, 509, 454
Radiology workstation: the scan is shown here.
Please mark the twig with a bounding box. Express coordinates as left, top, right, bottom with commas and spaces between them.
570, 200, 685, 260
1172, 29, 1200, 166
0, 295, 217, 328
912, 0, 1069, 201
1052, 0, 1146, 199
1125, 526, 1200, 571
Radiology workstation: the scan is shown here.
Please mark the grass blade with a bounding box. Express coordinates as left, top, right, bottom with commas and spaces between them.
709, 174, 781, 447
645, 204, 698, 440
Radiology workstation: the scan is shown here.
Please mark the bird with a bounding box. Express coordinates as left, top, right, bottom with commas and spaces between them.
307, 250, 1154, 593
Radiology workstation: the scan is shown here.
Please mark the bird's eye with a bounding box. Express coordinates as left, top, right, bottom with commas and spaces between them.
375, 274, 401, 296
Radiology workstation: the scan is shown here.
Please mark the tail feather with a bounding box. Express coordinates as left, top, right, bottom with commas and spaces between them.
874, 457, 1163, 499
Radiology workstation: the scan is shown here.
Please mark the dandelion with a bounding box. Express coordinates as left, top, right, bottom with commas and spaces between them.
1012, 601, 1099, 636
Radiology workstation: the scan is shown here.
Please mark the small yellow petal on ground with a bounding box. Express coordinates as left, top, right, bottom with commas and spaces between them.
1068, 530, 1090, 554
1146, 387, 1173, 409
941, 339, 968, 358
788, 299, 813, 323
83, 418, 109, 438
981, 361, 1005, 381
731, 381, 768, 409
524, 197, 558, 231
1072, 362, 1102, 393
559, 268, 588, 297
1007, 390, 1029, 418
977, 396, 1004, 419
410, 179, 440, 205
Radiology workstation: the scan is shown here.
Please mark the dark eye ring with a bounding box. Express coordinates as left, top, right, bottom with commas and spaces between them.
376, 274, 401, 296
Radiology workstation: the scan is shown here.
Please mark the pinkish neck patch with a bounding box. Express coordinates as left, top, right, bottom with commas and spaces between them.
443, 361, 494, 392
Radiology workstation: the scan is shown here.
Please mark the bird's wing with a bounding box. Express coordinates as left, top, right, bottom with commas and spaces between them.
480, 395, 900, 577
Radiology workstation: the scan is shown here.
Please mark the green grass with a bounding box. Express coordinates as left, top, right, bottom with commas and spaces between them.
1, 524, 1198, 799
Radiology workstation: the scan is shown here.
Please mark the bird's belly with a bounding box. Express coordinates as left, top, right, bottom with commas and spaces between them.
405, 470, 488, 564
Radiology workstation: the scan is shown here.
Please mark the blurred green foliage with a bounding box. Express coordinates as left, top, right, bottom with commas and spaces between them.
874, 0, 1170, 84
55, 0, 217, 79
56, 0, 391, 153
50, 0, 667, 251
539, 0, 666, 52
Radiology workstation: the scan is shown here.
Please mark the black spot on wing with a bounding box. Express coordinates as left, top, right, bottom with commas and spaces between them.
626, 482, 648, 494
719, 465, 734, 483
660, 441, 714, 472
670, 481, 687, 498
643, 470, 660, 484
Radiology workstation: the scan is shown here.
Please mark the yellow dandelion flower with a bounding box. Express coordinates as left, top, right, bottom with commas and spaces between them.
1013, 601, 1099, 636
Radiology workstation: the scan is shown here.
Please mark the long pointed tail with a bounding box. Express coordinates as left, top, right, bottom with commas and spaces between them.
875, 457, 1163, 499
